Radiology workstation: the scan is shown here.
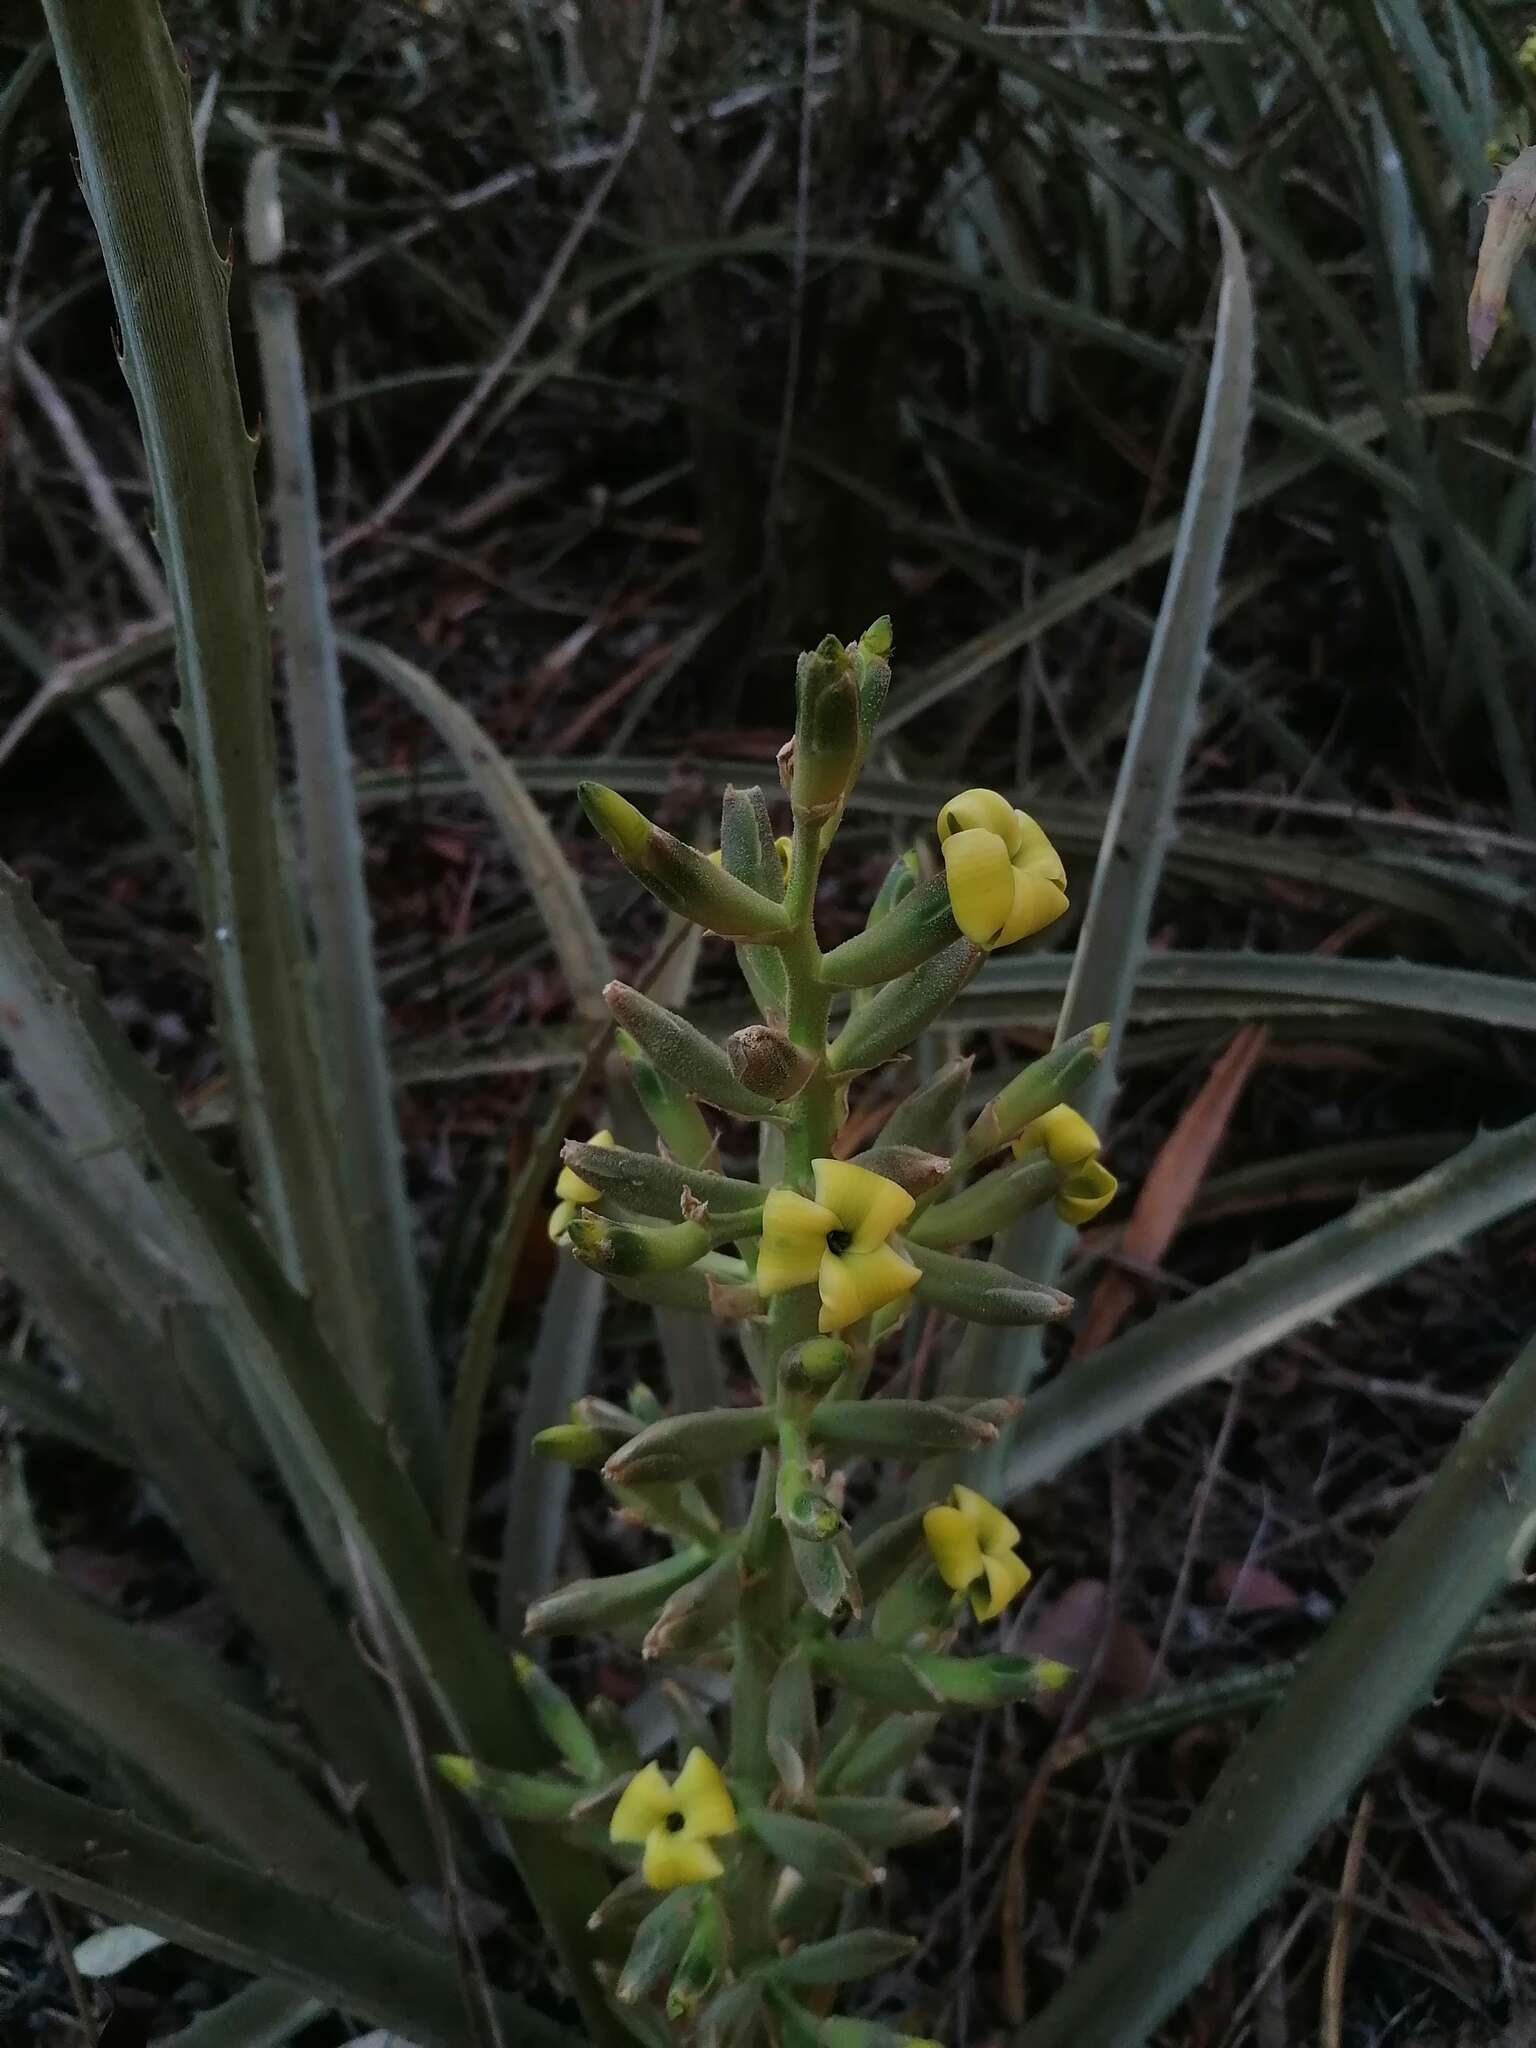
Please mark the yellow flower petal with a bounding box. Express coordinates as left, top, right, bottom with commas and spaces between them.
1056, 1158, 1118, 1226
1011, 810, 1067, 888
610, 1761, 676, 1845
553, 1129, 615, 1205
547, 1198, 578, 1243
757, 1187, 840, 1296
972, 1548, 1032, 1622
941, 829, 1015, 948
774, 836, 793, 881
817, 1244, 918, 1333
1013, 1105, 1100, 1170
937, 787, 1022, 853
812, 1157, 915, 1249
923, 1503, 985, 1593
952, 1484, 1020, 1556
672, 1748, 737, 1839
643, 1831, 726, 1890
996, 869, 1069, 947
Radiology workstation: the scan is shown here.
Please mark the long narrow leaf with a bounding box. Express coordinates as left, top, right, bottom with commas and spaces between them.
247, 147, 443, 1495
0, 1764, 580, 2048
1001, 1110, 1536, 1503
1020, 1328, 1536, 2046
163, 1982, 326, 2047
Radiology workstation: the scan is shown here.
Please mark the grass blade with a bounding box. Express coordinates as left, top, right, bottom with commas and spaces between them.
1000, 1110, 1536, 1503
978, 199, 1253, 1413
247, 148, 443, 1496
0, 1764, 581, 2048
337, 631, 609, 1017
1019, 1328, 1536, 2046
162, 1982, 326, 2046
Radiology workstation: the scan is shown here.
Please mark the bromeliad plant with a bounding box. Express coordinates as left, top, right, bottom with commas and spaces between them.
438, 622, 1116, 2042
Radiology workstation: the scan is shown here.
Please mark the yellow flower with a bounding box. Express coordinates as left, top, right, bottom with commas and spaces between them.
548, 1128, 615, 1242
936, 788, 1067, 950
1013, 1106, 1117, 1226
608, 1746, 738, 1889
756, 1159, 919, 1334
923, 1484, 1032, 1622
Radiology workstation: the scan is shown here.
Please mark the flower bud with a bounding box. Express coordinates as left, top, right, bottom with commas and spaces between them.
433, 1755, 580, 1821
560, 1135, 759, 1222
790, 1524, 862, 1619
744, 1806, 877, 1890
903, 1240, 1073, 1327
848, 1143, 950, 1199
642, 1551, 743, 1660
617, 1887, 698, 2004
957, 1024, 1109, 1167
819, 874, 960, 990
580, 782, 790, 939
853, 618, 893, 741
530, 1420, 611, 1467
810, 1399, 997, 1457
792, 635, 862, 819
566, 1211, 714, 1278
777, 1455, 844, 1541
524, 1544, 712, 1636
906, 1155, 1058, 1249
604, 1406, 778, 1488
615, 1032, 718, 1167
906, 1649, 1072, 1708
815, 1795, 956, 1850
605, 982, 785, 1121
512, 1652, 605, 1781
827, 939, 983, 1075
666, 1889, 728, 2019
725, 1023, 817, 1103
776, 1336, 851, 1415
882, 1055, 973, 1154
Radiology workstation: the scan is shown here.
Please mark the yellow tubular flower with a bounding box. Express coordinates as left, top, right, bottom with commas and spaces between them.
1012, 1104, 1099, 1170
936, 787, 1068, 950
608, 1746, 738, 1889
548, 1128, 615, 1242
1013, 1107, 1117, 1225
923, 1484, 1032, 1622
756, 1158, 920, 1334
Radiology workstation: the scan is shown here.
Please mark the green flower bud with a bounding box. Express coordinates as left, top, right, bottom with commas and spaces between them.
643, 1551, 743, 1661
566, 1211, 714, 1278
815, 1795, 956, 1850
604, 1406, 779, 1488
433, 1754, 581, 1821
617, 1886, 698, 2005
810, 1398, 997, 1457
524, 1545, 712, 1636
766, 1648, 818, 1799
606, 983, 785, 1121
580, 782, 790, 939
511, 1652, 605, 1782
725, 1023, 817, 1103
956, 1023, 1110, 1168
848, 1143, 950, 1199
776, 1336, 852, 1423
743, 1805, 877, 1889
819, 874, 960, 990
882, 1056, 973, 1154
775, 1928, 917, 1989
792, 635, 862, 819
903, 1240, 1073, 1327
777, 1455, 843, 1541
615, 1034, 718, 1167
906, 1650, 1071, 1708
559, 1136, 760, 1222
531, 1420, 611, 1467
667, 1889, 728, 2020
859, 613, 894, 660
790, 1525, 862, 1620
826, 939, 983, 1075
905, 1156, 1058, 1249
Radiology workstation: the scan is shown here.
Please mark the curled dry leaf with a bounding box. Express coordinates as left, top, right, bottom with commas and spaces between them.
1469, 146, 1536, 369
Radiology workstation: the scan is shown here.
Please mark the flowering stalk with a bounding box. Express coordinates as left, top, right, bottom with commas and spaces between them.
438, 620, 1114, 2045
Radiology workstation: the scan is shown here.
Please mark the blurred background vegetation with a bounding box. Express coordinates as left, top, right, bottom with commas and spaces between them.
4, 1, 1536, 2041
